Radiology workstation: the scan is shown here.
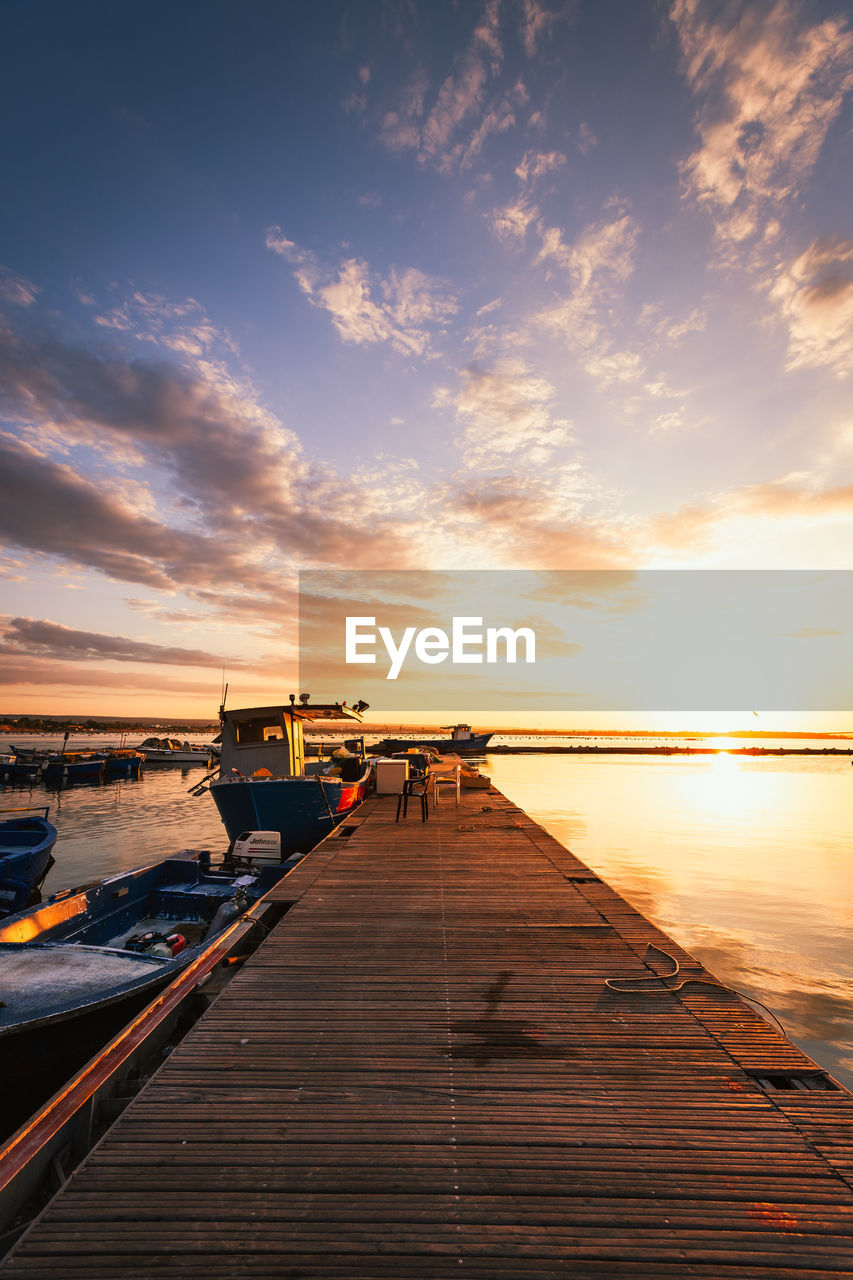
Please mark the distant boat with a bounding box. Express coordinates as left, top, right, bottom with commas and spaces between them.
206, 699, 372, 855
133, 737, 219, 765
42, 751, 105, 784
0, 808, 57, 917
0, 754, 43, 785
102, 749, 144, 779
0, 850, 287, 1089
8, 744, 107, 785
371, 724, 493, 755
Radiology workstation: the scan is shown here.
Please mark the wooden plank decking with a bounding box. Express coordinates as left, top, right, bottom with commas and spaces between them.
3, 784, 853, 1276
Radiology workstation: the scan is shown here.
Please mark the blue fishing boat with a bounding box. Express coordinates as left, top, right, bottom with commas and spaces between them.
0, 808, 58, 916
0, 849, 288, 1089
371, 723, 493, 755
205, 698, 372, 855
103, 749, 144, 779
0, 755, 43, 785
42, 751, 105, 784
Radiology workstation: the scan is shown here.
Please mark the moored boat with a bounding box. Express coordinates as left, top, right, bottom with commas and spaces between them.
0, 754, 43, 784
0, 808, 58, 917
0, 849, 287, 1089
103, 749, 144, 779
133, 737, 219, 765
205, 699, 372, 855
371, 723, 493, 755
42, 750, 105, 784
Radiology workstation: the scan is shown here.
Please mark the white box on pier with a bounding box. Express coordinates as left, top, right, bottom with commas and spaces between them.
373, 758, 409, 794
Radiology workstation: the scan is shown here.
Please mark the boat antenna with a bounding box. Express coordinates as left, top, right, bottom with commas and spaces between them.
219, 680, 229, 724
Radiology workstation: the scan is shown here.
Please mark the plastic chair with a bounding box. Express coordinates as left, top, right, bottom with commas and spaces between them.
432, 764, 460, 806
396, 776, 429, 822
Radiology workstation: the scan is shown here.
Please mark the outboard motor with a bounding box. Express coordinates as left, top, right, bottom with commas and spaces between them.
232, 830, 282, 863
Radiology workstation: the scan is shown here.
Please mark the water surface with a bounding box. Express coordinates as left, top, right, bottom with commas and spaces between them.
486, 750, 853, 1092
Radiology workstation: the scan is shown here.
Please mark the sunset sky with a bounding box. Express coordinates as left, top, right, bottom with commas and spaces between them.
1, 0, 852, 723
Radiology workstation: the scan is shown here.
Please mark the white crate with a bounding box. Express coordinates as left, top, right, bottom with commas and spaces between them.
374, 758, 409, 794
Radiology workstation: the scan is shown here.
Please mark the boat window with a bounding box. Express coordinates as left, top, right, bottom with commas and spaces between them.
232, 715, 285, 744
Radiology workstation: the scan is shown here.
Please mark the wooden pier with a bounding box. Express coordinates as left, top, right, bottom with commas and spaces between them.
3, 784, 853, 1276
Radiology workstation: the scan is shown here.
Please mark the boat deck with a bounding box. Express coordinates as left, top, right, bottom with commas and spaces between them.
4, 784, 853, 1275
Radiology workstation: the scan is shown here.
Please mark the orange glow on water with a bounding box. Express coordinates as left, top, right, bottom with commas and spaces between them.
485, 749, 853, 1090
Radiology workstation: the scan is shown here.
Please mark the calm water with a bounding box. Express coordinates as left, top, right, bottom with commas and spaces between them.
485, 750, 853, 1093
0, 737, 227, 888
2, 736, 851, 1091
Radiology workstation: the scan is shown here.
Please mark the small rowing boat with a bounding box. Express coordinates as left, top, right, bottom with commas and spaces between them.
0, 808, 58, 917
0, 847, 287, 1089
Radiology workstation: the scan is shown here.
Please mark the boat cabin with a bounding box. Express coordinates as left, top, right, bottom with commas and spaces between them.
219, 701, 366, 780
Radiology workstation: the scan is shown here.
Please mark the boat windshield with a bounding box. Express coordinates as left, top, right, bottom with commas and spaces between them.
232, 715, 286, 744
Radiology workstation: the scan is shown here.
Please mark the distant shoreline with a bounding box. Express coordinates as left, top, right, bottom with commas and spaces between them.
3, 722, 851, 742
485, 743, 853, 756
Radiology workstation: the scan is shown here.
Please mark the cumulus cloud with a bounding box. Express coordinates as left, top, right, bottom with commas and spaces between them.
377, 1, 519, 172
515, 149, 566, 185
377, 69, 430, 152
735, 477, 853, 518
582, 350, 645, 387
266, 228, 457, 357
649, 475, 853, 561
0, 266, 40, 307
0, 321, 303, 529
476, 297, 503, 316
1, 617, 249, 668
662, 308, 707, 344
536, 213, 638, 286
441, 470, 631, 568
0, 432, 274, 595
490, 199, 539, 241
577, 122, 596, 155
0, 315, 423, 596
90, 290, 235, 359
536, 213, 641, 372
672, 0, 853, 252
518, 0, 564, 57
433, 360, 572, 465
770, 237, 853, 377
421, 0, 502, 163
456, 97, 518, 169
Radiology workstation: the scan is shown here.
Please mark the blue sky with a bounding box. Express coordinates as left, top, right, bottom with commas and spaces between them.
1, 0, 852, 719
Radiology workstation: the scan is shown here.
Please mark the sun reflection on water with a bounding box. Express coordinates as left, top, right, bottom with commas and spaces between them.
486, 750, 853, 1091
